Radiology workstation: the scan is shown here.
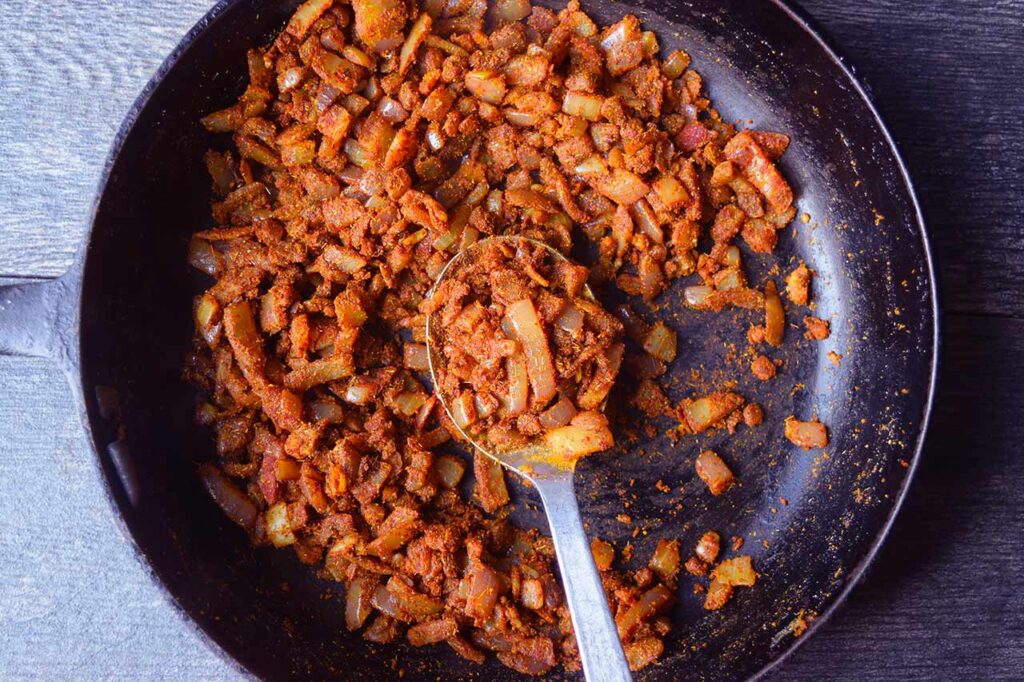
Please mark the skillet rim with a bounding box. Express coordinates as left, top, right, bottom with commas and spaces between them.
70, 0, 941, 679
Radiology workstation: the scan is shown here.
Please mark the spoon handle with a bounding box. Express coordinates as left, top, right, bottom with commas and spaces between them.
535, 474, 633, 682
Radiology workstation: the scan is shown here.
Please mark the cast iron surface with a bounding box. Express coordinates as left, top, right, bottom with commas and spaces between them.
0, 0, 937, 680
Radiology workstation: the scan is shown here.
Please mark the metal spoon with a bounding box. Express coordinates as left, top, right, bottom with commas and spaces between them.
425, 236, 633, 682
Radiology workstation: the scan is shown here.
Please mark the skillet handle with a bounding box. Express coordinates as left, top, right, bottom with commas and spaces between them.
0, 277, 71, 359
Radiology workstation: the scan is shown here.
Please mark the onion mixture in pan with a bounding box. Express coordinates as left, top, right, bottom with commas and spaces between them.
186, 0, 826, 674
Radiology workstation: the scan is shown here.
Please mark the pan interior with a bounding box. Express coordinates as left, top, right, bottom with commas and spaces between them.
77, 1, 934, 680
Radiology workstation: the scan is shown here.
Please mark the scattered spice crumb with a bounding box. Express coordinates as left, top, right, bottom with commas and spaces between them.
803, 316, 831, 340
751, 354, 777, 381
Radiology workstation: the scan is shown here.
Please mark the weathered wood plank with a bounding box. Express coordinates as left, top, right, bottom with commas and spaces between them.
0, 0, 1021, 680
0, 0, 210, 277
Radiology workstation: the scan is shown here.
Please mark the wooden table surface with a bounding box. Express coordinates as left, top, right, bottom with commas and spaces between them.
1, 0, 1022, 679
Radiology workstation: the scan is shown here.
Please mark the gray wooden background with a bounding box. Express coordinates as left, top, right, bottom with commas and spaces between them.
1, 0, 1022, 680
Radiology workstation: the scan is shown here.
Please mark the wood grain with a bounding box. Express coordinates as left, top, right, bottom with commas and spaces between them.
0, 0, 1021, 680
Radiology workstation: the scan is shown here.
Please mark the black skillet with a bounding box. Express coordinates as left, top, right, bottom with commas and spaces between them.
0, 0, 938, 679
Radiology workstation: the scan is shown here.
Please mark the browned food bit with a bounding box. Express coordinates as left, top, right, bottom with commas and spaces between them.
764, 280, 785, 346
473, 451, 510, 513
695, 451, 735, 496
648, 539, 681, 582
624, 637, 665, 672
703, 580, 733, 611
742, 403, 764, 427
407, 617, 459, 646
713, 556, 757, 586
591, 538, 616, 571
684, 556, 709, 576
352, 0, 407, 53
803, 315, 831, 340
786, 263, 812, 305
695, 530, 721, 564
680, 391, 744, 433
751, 354, 776, 381
785, 417, 830, 449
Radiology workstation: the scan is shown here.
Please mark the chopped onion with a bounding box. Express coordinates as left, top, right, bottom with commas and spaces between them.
323, 244, 368, 273
403, 343, 430, 371
505, 352, 529, 417
503, 300, 558, 404
473, 393, 496, 419
631, 199, 662, 243
310, 398, 345, 423
555, 304, 584, 335
684, 285, 714, 308
465, 70, 507, 105
199, 464, 258, 531
399, 12, 432, 75
661, 49, 690, 79
538, 397, 577, 430
188, 237, 222, 276
591, 538, 615, 571
625, 638, 664, 672
286, 0, 333, 39
490, 0, 532, 24
712, 556, 757, 587
465, 562, 503, 621
451, 391, 478, 430
640, 31, 659, 57
784, 417, 829, 449
714, 268, 744, 291
283, 357, 355, 391
652, 175, 690, 210
345, 576, 376, 631
370, 585, 410, 621
504, 109, 541, 127
276, 457, 301, 481
414, 394, 437, 431
543, 413, 614, 463
682, 392, 744, 432
424, 34, 467, 56
394, 391, 426, 417
574, 155, 608, 177
649, 539, 681, 582
377, 96, 409, 123
764, 280, 785, 346
342, 45, 374, 69
725, 245, 741, 268
344, 138, 371, 167
194, 293, 222, 346
344, 375, 375, 404
596, 169, 650, 205
266, 501, 296, 547
387, 576, 444, 617
642, 322, 677, 363
562, 91, 604, 121
616, 584, 673, 639
419, 426, 451, 448
696, 450, 734, 496
425, 127, 444, 151
435, 454, 466, 489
